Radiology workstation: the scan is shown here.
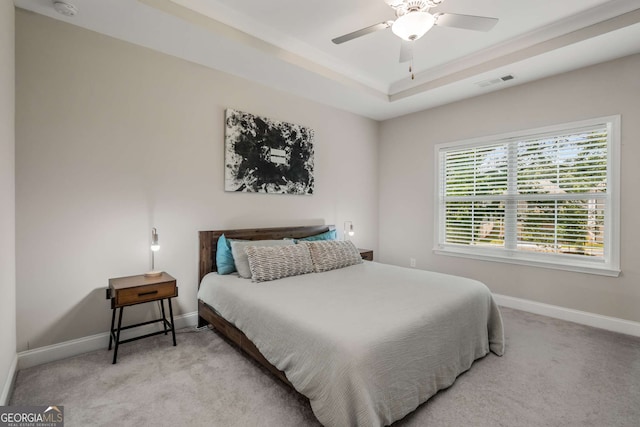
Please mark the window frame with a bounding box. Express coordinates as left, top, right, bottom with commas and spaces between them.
433, 116, 621, 277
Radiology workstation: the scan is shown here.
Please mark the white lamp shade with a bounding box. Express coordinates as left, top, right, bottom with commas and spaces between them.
392, 12, 435, 41
344, 221, 355, 238
150, 227, 160, 251
146, 227, 162, 277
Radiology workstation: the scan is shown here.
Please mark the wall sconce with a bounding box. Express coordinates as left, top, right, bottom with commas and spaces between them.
145, 227, 162, 277
344, 221, 355, 241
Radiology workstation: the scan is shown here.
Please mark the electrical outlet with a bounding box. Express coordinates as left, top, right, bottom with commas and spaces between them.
410, 258, 416, 268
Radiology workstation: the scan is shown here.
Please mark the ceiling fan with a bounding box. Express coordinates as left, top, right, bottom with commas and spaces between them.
332, 0, 499, 72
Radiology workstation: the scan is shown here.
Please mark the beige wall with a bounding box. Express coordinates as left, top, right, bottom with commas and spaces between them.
379, 54, 640, 323
15, 10, 379, 351
0, 3, 16, 403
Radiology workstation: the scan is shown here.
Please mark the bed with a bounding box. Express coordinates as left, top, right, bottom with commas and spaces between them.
197, 225, 504, 427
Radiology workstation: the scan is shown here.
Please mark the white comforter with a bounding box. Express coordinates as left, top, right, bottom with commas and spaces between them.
198, 262, 504, 427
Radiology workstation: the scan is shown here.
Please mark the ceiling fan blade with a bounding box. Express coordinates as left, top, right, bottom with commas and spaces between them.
434, 13, 498, 32
399, 40, 413, 63
332, 21, 392, 44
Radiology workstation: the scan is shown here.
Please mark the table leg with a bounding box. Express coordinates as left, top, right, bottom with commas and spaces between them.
160, 299, 168, 335
168, 298, 176, 346
108, 307, 116, 350
112, 307, 124, 364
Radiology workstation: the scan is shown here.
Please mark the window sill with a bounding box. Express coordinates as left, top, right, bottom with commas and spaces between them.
433, 247, 621, 277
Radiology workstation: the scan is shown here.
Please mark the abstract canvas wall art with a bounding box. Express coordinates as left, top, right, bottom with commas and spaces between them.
224, 109, 315, 195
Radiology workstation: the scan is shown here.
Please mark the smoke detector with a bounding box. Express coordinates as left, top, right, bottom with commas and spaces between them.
53, 1, 78, 17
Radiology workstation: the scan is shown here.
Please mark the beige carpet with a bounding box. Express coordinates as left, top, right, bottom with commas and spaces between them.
10, 307, 640, 426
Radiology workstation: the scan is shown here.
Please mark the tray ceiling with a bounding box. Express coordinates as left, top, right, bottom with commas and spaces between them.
14, 0, 640, 120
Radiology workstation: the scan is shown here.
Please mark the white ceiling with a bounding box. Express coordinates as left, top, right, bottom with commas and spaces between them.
14, 0, 640, 120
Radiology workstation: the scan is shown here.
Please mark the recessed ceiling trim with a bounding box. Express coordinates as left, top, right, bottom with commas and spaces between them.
147, 0, 639, 103
139, 0, 389, 101
389, 7, 640, 102
390, 0, 640, 94
166, 0, 387, 92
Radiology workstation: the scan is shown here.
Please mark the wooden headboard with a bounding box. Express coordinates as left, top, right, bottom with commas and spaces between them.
198, 224, 335, 285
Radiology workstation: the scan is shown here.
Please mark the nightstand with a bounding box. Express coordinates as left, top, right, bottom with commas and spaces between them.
107, 272, 178, 364
358, 248, 373, 261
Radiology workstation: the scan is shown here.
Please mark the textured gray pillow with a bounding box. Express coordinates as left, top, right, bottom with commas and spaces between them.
230, 239, 295, 278
303, 240, 363, 273
246, 244, 314, 282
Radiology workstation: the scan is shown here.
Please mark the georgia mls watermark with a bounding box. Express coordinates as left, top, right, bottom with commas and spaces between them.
0, 406, 64, 427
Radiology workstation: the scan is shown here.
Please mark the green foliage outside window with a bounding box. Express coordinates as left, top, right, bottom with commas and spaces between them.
443, 131, 607, 257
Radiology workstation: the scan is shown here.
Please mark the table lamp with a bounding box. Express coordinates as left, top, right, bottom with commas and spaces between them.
145, 227, 162, 277
344, 221, 355, 241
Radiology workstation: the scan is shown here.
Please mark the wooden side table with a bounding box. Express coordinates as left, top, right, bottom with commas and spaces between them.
107, 272, 178, 364
358, 248, 373, 261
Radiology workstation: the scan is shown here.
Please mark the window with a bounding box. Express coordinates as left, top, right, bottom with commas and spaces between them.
434, 116, 620, 276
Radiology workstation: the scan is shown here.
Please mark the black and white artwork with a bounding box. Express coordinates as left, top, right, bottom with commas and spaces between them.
224, 109, 315, 195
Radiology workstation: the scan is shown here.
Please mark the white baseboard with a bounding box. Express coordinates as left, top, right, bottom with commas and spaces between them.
494, 294, 640, 337
0, 353, 17, 405
17, 311, 198, 370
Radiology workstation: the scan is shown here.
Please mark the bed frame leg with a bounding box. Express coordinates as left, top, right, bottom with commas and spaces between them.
197, 315, 208, 329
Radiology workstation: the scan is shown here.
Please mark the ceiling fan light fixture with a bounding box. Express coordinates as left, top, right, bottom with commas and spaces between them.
391, 12, 435, 41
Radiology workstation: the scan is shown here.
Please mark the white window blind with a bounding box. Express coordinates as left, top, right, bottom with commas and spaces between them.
435, 116, 620, 276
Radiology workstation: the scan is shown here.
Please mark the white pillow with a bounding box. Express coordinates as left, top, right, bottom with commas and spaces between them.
230, 239, 295, 278
302, 240, 363, 273
246, 244, 313, 282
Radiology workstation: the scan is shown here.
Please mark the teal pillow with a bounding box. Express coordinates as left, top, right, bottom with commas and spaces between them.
296, 229, 337, 242
216, 234, 236, 275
